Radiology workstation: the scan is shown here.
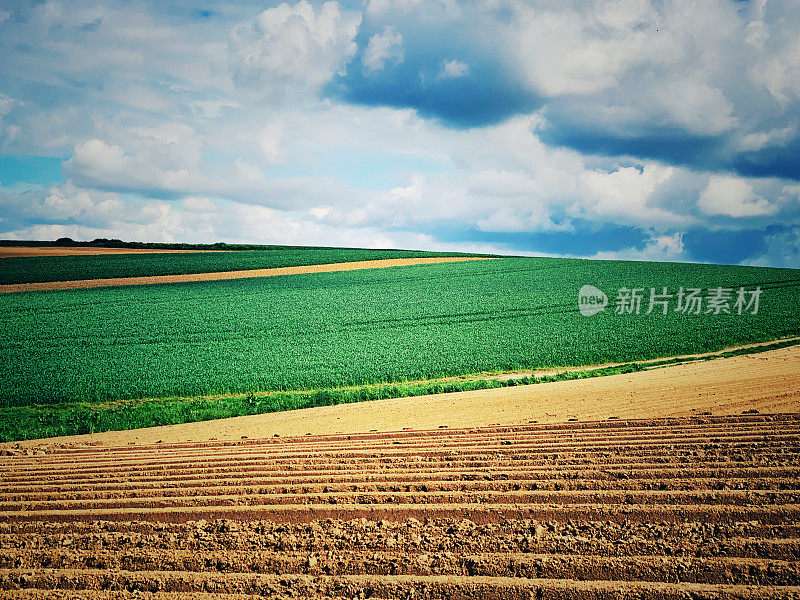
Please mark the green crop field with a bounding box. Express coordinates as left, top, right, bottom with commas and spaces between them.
0, 245, 477, 284
1, 254, 799, 440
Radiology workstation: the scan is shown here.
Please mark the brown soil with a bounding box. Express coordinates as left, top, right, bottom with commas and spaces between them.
0, 256, 490, 293
1, 415, 799, 598
0, 246, 228, 258
2, 342, 798, 598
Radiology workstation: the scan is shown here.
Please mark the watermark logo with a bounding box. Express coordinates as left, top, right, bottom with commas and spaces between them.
578, 285, 762, 317
578, 284, 608, 316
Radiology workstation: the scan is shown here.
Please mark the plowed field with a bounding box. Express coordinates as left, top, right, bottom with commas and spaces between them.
3, 414, 799, 598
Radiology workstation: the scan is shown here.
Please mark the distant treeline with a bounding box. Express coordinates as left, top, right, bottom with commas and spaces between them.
0, 238, 461, 253
0, 237, 257, 250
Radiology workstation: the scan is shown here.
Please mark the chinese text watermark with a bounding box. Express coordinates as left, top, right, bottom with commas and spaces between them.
578, 285, 762, 317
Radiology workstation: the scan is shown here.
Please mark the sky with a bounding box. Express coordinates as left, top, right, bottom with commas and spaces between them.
0, 0, 799, 266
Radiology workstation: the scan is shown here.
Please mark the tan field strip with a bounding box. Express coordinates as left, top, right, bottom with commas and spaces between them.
0, 256, 490, 293
0, 245, 228, 258
16, 345, 800, 448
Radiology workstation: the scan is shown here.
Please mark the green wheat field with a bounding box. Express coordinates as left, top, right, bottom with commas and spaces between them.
2, 245, 799, 441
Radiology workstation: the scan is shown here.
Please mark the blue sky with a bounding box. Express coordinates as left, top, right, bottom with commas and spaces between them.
0, 0, 799, 266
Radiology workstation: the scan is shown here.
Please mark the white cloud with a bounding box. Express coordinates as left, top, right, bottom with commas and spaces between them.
1, 1, 799, 267
182, 196, 218, 213
0, 183, 125, 225
439, 59, 468, 79
189, 101, 241, 119
71, 139, 128, 178
363, 26, 404, 72
0, 187, 504, 253
258, 112, 763, 237
698, 175, 776, 217
66, 123, 203, 194
228, 1, 360, 103
504, 0, 792, 141
745, 225, 800, 269
365, 0, 459, 19
746, 3, 800, 106
590, 232, 686, 262
0, 93, 16, 142
0, 94, 14, 116
782, 184, 800, 201
41, 185, 121, 221
575, 164, 691, 227
258, 123, 285, 164
514, 2, 666, 97
737, 123, 799, 151
654, 80, 737, 135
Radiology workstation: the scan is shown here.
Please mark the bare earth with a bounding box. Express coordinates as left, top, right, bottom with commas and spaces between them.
0, 256, 490, 293
18, 345, 800, 448
0, 246, 228, 258
3, 348, 799, 598
2, 414, 798, 598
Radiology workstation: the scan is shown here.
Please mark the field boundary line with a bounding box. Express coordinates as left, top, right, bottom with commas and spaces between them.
491, 335, 800, 381
112, 335, 800, 408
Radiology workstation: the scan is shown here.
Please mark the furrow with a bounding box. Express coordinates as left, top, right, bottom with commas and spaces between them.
1, 569, 799, 599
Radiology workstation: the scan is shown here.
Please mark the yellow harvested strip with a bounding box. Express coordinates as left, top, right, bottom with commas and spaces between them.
0, 256, 492, 293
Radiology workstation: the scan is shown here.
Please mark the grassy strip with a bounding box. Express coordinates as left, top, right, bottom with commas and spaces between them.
0, 363, 646, 442
6, 336, 799, 442
5, 337, 799, 442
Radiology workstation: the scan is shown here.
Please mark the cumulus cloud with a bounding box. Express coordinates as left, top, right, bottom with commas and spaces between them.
736, 123, 798, 152
0, 93, 18, 143
590, 232, 687, 262
0, 180, 502, 254
65, 123, 203, 195
746, 0, 800, 106
0, 94, 14, 117
258, 123, 285, 164
0, 183, 127, 230
698, 175, 776, 217
575, 164, 690, 227
237, 111, 797, 249
1, 0, 800, 267
514, 1, 659, 97
439, 59, 469, 79
745, 225, 800, 268
327, 0, 800, 178
189, 101, 241, 119
515, 0, 800, 177
363, 26, 404, 72
227, 1, 360, 103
